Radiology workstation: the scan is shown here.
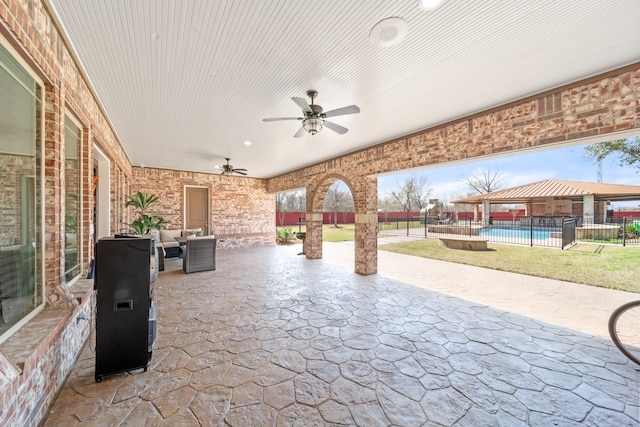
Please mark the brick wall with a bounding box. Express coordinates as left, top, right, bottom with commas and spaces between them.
0, 0, 133, 425
0, 284, 94, 426
130, 167, 276, 249
268, 66, 640, 195
267, 64, 640, 274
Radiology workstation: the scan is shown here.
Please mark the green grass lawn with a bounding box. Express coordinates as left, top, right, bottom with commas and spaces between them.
280, 224, 357, 242
278, 224, 640, 292
378, 220, 424, 230
379, 239, 640, 293
322, 224, 358, 242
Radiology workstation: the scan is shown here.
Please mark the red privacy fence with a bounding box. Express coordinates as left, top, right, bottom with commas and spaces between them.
276, 212, 356, 226
275, 211, 503, 226
276, 211, 640, 226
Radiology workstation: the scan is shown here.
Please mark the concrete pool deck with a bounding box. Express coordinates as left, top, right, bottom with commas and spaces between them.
327, 237, 638, 340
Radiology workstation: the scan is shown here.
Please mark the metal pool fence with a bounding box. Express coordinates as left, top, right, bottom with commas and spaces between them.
377, 216, 640, 248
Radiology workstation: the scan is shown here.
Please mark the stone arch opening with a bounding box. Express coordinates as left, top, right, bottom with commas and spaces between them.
310, 174, 353, 212
306, 173, 378, 275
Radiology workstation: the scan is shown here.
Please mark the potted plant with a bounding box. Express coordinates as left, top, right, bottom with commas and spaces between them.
124, 191, 168, 235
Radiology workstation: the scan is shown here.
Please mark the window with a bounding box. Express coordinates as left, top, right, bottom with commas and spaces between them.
64, 116, 81, 282
0, 40, 43, 339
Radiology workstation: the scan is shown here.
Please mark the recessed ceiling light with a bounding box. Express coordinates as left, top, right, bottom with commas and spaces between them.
244, 141, 252, 146
419, 0, 442, 10
369, 17, 408, 48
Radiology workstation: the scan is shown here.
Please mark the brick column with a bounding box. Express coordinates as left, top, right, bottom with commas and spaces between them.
353, 176, 378, 275
305, 212, 323, 259
354, 213, 377, 275
305, 176, 341, 261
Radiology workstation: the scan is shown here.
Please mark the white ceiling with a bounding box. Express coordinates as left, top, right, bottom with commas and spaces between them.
47, 0, 640, 179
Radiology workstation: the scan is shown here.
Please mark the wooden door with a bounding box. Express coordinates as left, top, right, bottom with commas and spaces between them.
185, 187, 209, 235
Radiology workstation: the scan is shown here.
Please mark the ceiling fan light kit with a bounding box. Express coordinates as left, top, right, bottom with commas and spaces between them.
220, 158, 247, 176
263, 90, 360, 137
302, 118, 323, 135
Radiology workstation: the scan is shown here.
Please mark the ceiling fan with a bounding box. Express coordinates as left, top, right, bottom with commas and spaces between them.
219, 158, 247, 176
263, 90, 360, 137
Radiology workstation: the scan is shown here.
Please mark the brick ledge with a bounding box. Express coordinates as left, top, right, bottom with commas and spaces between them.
0, 280, 93, 371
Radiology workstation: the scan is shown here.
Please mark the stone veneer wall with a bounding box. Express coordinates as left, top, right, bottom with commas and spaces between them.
527, 201, 597, 219
131, 167, 276, 249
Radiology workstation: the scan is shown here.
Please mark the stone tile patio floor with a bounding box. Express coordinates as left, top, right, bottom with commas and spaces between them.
43, 240, 639, 426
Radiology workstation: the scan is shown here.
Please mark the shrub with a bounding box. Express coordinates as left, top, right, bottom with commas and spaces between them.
277, 226, 296, 243
625, 224, 638, 238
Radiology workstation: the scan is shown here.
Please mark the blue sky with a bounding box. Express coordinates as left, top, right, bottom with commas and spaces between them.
377, 142, 640, 209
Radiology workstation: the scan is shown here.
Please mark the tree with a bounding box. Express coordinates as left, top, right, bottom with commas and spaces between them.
583, 137, 640, 172
292, 191, 307, 212
462, 167, 507, 195
276, 190, 306, 225
323, 181, 353, 226
275, 192, 285, 212
276, 190, 306, 212
377, 196, 399, 221
391, 174, 433, 212
275, 193, 287, 225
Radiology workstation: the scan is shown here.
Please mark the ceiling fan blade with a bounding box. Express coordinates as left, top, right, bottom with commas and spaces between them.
233, 168, 247, 172
324, 120, 348, 134
234, 170, 247, 175
293, 126, 306, 138
263, 117, 301, 122
323, 105, 360, 118
292, 97, 312, 115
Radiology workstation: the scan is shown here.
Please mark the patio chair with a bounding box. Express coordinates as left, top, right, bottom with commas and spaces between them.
182, 236, 217, 274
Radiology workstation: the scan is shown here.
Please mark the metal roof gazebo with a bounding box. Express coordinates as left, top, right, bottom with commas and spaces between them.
451, 180, 640, 225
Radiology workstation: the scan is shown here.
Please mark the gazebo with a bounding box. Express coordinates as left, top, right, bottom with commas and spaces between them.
452, 180, 640, 226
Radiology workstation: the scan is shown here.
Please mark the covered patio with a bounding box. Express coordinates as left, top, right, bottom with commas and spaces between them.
2, 1, 640, 424
43, 243, 639, 426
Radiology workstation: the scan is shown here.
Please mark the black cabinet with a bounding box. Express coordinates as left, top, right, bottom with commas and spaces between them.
94, 236, 156, 382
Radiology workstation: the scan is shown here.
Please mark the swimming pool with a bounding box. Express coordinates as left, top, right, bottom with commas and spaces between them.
479, 226, 559, 240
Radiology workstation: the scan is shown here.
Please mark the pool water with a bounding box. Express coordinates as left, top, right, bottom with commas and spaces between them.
479, 226, 559, 240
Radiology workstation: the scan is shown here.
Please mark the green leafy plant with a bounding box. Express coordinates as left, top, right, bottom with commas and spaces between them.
276, 226, 296, 243
625, 224, 639, 238
124, 191, 168, 234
